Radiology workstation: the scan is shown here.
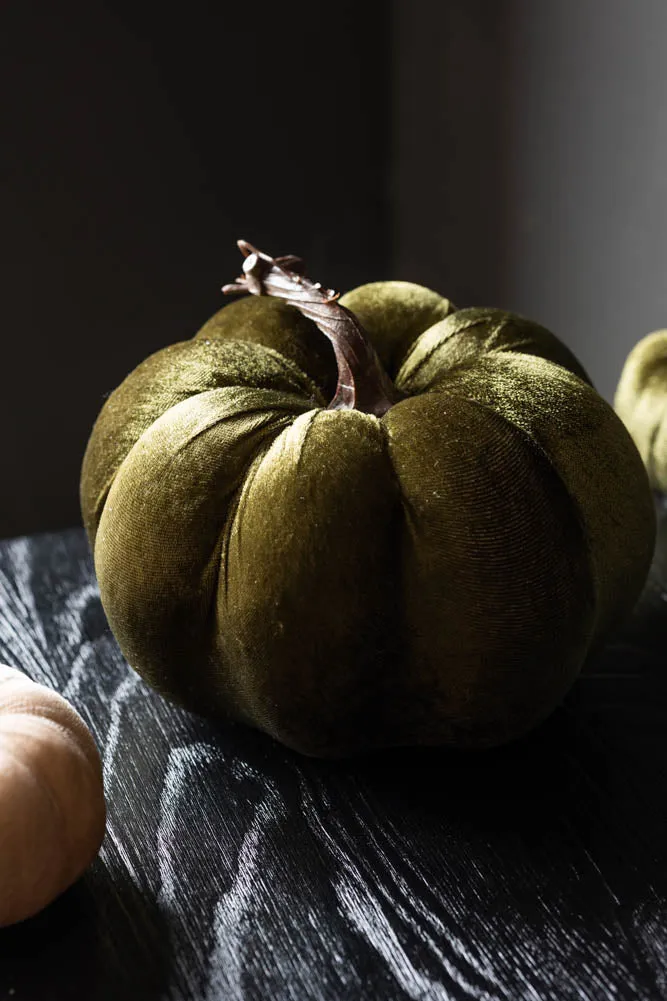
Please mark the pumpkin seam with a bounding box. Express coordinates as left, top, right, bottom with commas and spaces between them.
84, 338, 325, 542
476, 391, 599, 628
95, 390, 309, 540
397, 315, 488, 388
407, 383, 600, 641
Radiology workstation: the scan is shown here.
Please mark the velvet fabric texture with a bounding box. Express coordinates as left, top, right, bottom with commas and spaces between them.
615, 330, 667, 493
81, 282, 656, 756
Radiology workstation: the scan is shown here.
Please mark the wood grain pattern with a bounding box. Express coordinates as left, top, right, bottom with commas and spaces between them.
1, 501, 667, 1000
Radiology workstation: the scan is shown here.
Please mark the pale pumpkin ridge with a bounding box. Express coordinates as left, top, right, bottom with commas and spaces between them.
647, 403, 667, 487
0, 666, 105, 927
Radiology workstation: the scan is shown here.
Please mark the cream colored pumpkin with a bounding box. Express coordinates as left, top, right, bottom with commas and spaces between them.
0, 664, 106, 926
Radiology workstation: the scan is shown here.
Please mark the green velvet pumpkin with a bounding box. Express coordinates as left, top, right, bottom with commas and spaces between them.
81, 275, 655, 757
615, 330, 667, 493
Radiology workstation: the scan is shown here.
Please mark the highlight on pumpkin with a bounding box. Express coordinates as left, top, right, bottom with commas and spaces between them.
615, 330, 667, 493
79, 240, 656, 758
0, 664, 106, 927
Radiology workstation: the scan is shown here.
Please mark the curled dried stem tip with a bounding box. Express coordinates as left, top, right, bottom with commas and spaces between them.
221, 239, 398, 417
222, 240, 335, 300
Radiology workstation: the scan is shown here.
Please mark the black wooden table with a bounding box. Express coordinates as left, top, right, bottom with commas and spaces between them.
1, 500, 667, 1001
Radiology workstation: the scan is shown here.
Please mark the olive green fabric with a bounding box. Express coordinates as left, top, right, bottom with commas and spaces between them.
615, 330, 667, 492
80, 337, 324, 544
195, 296, 339, 401
339, 280, 456, 376
396, 307, 592, 390
81, 282, 656, 756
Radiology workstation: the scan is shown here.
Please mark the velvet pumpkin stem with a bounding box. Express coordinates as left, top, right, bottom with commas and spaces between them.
222, 240, 398, 417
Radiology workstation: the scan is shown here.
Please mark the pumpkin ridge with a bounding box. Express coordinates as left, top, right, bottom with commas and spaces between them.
220, 338, 326, 407
396, 328, 457, 386
338, 280, 456, 375
394, 315, 496, 391
397, 309, 592, 395
93, 406, 296, 555
220, 410, 323, 591
219, 441, 275, 606
96, 387, 307, 532
647, 410, 665, 487
0, 729, 70, 840
377, 417, 420, 530
292, 409, 321, 474
418, 351, 654, 644
396, 314, 490, 387
151, 395, 305, 466
93, 389, 318, 711
213, 438, 284, 723
411, 380, 599, 639
382, 390, 597, 746
81, 338, 324, 545
195, 295, 338, 399
89, 384, 309, 536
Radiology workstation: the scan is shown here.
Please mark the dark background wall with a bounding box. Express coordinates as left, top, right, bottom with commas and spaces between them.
3, 1, 667, 538
0, 1, 390, 539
